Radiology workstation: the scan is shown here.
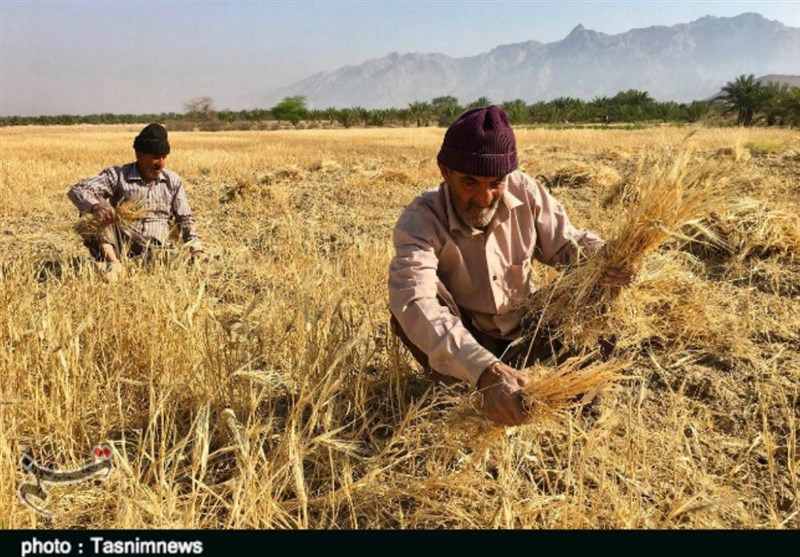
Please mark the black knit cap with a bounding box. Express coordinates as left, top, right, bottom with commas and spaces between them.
437, 105, 517, 176
133, 123, 170, 156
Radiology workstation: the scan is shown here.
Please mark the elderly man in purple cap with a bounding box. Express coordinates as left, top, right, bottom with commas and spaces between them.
67, 123, 204, 279
388, 106, 635, 426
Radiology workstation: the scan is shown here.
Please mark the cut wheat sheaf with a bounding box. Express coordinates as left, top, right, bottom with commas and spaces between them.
521, 147, 735, 414
72, 197, 151, 241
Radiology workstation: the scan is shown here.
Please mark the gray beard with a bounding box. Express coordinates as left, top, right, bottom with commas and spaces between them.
454, 196, 501, 230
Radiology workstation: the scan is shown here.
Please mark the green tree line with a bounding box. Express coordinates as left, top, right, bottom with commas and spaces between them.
3, 75, 799, 128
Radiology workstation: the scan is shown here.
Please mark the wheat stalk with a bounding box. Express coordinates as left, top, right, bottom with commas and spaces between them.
72, 196, 151, 241
522, 354, 628, 418
524, 146, 734, 348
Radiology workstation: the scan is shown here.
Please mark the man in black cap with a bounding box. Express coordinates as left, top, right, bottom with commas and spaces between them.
68, 123, 204, 279
388, 106, 636, 426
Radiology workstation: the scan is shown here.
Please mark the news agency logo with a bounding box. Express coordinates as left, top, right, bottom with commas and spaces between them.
21, 536, 204, 556
17, 444, 115, 518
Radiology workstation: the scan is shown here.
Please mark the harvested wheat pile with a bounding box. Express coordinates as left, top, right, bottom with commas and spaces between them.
524, 147, 734, 350
220, 178, 287, 205
610, 254, 754, 358
596, 146, 633, 161
547, 161, 622, 190
713, 144, 752, 162
703, 198, 800, 262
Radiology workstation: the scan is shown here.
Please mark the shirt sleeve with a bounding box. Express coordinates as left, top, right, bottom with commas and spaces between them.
525, 175, 605, 268
170, 176, 203, 251
388, 208, 499, 387
66, 167, 117, 214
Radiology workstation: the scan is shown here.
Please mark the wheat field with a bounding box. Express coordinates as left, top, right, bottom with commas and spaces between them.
0, 124, 798, 529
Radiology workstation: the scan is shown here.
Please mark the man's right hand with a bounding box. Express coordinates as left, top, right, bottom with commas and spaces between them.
477, 362, 532, 426
90, 201, 116, 225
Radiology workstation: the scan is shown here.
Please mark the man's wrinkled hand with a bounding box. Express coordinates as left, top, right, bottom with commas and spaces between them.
189, 249, 207, 266
601, 240, 639, 287
477, 362, 532, 426
90, 201, 116, 225
602, 262, 639, 287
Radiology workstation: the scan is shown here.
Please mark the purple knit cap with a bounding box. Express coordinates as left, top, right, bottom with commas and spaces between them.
437, 105, 518, 176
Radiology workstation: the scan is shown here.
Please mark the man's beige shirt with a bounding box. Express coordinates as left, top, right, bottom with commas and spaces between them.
388, 170, 603, 387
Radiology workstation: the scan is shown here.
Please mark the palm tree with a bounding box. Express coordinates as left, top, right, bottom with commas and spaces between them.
431, 96, 462, 125
408, 101, 432, 127
352, 106, 371, 127
654, 101, 680, 123
466, 96, 492, 109
336, 108, 355, 128
367, 109, 387, 127
322, 107, 339, 123
389, 108, 412, 127
550, 96, 586, 122
721, 74, 765, 127
501, 99, 529, 124
761, 82, 791, 126
783, 86, 800, 126
610, 89, 655, 121
682, 101, 711, 123
590, 95, 612, 122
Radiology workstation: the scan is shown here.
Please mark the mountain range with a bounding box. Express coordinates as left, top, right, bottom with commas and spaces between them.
265, 13, 800, 109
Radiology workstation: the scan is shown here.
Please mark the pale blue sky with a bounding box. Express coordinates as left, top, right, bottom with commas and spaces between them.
1, 0, 798, 116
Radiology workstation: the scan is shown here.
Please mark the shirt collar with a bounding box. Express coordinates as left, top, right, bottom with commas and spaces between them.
443, 182, 523, 237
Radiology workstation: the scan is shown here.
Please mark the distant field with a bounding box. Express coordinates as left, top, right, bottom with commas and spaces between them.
0, 125, 798, 528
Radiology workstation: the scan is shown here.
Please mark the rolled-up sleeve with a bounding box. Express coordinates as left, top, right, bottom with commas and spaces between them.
388, 209, 498, 387
67, 168, 116, 214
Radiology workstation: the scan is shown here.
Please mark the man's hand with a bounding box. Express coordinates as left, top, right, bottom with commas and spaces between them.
602, 262, 639, 287
90, 201, 116, 225
601, 241, 639, 287
189, 249, 206, 266
477, 362, 532, 426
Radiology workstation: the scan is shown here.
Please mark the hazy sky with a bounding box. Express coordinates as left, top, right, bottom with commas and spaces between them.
1, 0, 798, 116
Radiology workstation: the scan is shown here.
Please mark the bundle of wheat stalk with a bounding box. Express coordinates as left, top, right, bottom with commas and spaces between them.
524, 147, 733, 350
703, 198, 800, 262
522, 353, 629, 419
72, 197, 151, 240
550, 161, 622, 190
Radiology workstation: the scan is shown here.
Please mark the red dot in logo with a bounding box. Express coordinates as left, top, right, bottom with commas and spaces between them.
95, 448, 103, 457
102, 447, 111, 457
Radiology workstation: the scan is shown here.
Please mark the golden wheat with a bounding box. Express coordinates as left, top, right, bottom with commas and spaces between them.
71, 196, 151, 241
0, 125, 797, 529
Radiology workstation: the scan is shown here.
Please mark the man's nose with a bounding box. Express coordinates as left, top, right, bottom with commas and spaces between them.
474, 186, 494, 208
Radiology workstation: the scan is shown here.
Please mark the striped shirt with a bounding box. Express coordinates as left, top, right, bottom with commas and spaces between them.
67, 162, 202, 251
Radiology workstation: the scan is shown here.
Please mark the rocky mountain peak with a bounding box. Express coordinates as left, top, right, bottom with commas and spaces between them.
263, 13, 800, 109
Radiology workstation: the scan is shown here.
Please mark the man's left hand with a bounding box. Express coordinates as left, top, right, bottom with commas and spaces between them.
189, 249, 207, 266
602, 262, 639, 287
478, 362, 533, 426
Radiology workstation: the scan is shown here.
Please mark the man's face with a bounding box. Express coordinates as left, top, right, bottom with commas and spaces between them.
439, 163, 507, 229
135, 151, 167, 183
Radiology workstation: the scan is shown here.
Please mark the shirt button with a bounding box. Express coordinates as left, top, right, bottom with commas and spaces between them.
492, 275, 497, 281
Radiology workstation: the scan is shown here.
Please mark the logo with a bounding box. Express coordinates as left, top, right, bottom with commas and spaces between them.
18, 445, 115, 518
